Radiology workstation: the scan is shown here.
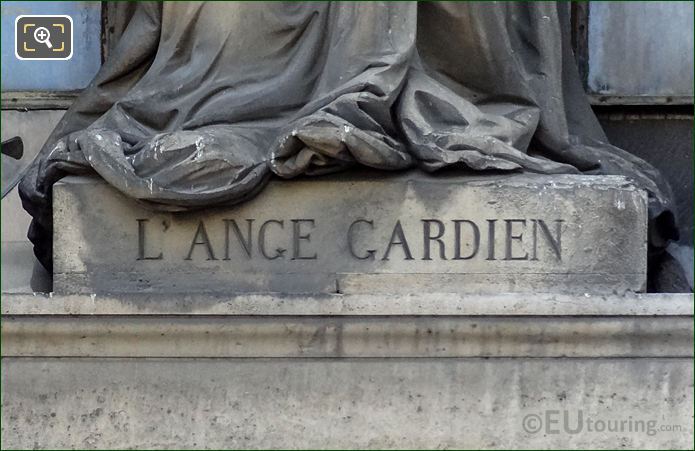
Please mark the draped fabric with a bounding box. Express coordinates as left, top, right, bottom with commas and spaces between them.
19, 1, 677, 270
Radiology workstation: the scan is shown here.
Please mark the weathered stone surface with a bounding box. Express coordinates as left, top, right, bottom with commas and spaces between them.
5, 314, 692, 358
2, 292, 691, 449
53, 172, 648, 294
2, 358, 692, 449
2, 293, 691, 360
2, 293, 692, 359
4, 292, 691, 317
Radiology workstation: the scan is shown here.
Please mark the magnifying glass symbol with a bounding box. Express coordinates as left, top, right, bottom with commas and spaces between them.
33, 27, 53, 49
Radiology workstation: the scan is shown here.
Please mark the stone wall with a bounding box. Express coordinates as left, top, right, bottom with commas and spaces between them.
2, 292, 692, 449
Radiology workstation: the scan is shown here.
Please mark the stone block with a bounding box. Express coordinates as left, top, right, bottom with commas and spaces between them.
3, 357, 692, 449
52, 172, 648, 294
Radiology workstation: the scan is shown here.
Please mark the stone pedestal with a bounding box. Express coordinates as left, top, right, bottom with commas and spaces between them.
53, 172, 648, 294
4, 171, 688, 449
1, 292, 692, 449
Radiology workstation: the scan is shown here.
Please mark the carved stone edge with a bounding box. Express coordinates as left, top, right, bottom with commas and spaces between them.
2, 292, 691, 316
2, 314, 691, 358
2, 293, 692, 358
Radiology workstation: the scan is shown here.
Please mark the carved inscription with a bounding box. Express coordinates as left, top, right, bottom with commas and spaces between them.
136, 217, 564, 262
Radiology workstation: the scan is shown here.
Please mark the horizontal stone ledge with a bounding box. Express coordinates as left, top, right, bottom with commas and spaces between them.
2, 315, 692, 358
2, 292, 692, 316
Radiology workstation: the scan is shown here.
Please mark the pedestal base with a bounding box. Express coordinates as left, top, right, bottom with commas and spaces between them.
2, 292, 692, 449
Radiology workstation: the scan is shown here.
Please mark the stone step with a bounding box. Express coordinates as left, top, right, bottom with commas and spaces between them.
3, 293, 692, 359
52, 171, 648, 294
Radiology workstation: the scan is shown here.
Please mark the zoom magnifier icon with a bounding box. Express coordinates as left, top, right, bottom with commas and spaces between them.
15, 15, 73, 60
33, 27, 53, 48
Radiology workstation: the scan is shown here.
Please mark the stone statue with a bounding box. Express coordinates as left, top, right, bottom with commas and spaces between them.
19, 1, 677, 270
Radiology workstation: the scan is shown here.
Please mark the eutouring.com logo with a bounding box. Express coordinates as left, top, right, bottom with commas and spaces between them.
522, 410, 684, 436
